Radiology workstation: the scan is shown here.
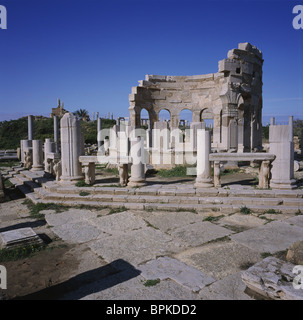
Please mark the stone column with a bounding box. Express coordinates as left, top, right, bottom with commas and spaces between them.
237, 116, 244, 153
194, 129, 213, 188
20, 140, 30, 164
60, 113, 83, 183
28, 115, 34, 140
31, 140, 44, 171
269, 120, 296, 189
128, 136, 146, 187
44, 138, 55, 172
84, 162, 95, 185
22, 140, 32, 166
53, 116, 59, 154
97, 117, 102, 150
190, 122, 203, 151
213, 161, 221, 187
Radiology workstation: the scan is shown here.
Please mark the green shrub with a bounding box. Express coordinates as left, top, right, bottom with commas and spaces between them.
240, 206, 251, 214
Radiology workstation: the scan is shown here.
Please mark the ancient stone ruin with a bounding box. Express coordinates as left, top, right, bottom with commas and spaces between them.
129, 42, 263, 153
1, 42, 303, 300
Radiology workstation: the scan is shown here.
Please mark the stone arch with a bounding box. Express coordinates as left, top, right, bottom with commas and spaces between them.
158, 109, 171, 123
200, 108, 214, 129
140, 108, 150, 129
178, 109, 193, 128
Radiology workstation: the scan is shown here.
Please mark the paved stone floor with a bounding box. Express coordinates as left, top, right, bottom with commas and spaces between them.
1, 192, 303, 300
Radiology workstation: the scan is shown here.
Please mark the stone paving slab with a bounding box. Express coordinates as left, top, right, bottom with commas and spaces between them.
138, 256, 215, 292
90, 211, 148, 235
133, 210, 204, 233
0, 227, 43, 249
198, 272, 253, 300
284, 215, 303, 228
175, 240, 262, 280
218, 213, 265, 231
48, 221, 106, 244
66, 275, 199, 300
88, 228, 184, 267
44, 209, 97, 227
168, 221, 233, 247
230, 221, 303, 254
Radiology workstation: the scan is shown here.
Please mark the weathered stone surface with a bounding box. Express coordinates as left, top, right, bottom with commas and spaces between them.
175, 241, 261, 280
218, 213, 264, 231
284, 215, 303, 228
199, 272, 253, 300
231, 221, 303, 253
133, 210, 203, 233
90, 211, 147, 234
65, 275, 198, 300
48, 221, 104, 244
0, 227, 43, 249
88, 228, 183, 266
168, 221, 232, 247
286, 241, 303, 265
139, 256, 215, 292
44, 209, 97, 227
241, 257, 303, 300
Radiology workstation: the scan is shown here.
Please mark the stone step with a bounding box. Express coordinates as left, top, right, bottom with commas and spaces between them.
31, 187, 303, 211
10, 174, 28, 184
24, 180, 42, 192
8, 177, 23, 186
42, 183, 303, 199
21, 193, 303, 215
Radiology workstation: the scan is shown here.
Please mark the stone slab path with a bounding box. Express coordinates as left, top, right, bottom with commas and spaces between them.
1, 195, 303, 300
40, 205, 303, 300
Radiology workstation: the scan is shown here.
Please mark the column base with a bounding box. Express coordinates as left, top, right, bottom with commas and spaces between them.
60, 175, 84, 185
270, 179, 297, 190
127, 179, 147, 188
194, 177, 214, 188
30, 166, 44, 172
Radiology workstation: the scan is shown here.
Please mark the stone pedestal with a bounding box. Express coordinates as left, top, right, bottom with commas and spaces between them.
194, 129, 213, 188
128, 136, 146, 187
84, 162, 95, 185
22, 140, 33, 169
31, 140, 44, 171
269, 121, 297, 190
118, 163, 129, 186
44, 138, 56, 173
20, 140, 32, 164
60, 113, 84, 183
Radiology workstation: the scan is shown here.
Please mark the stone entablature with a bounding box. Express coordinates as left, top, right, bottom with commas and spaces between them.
129, 42, 263, 152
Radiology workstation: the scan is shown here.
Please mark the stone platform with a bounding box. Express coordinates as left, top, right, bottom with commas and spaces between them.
3, 166, 303, 215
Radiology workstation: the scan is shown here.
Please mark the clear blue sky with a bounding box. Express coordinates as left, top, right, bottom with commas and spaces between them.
0, 0, 302, 124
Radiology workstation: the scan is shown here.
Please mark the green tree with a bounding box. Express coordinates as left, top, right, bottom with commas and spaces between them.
293, 119, 303, 137
74, 109, 90, 121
